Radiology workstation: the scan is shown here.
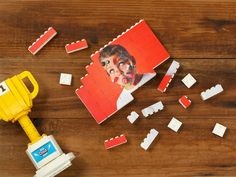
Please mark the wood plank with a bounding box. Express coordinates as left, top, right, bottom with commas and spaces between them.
0, 117, 236, 177
0, 1, 236, 177
1, 59, 235, 119
0, 1, 236, 58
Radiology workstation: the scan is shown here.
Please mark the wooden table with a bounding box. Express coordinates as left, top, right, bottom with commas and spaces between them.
0, 1, 236, 177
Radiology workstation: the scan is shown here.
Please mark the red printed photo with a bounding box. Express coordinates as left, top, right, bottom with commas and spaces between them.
76, 20, 170, 124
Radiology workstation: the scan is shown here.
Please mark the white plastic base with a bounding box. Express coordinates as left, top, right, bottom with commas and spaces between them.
26, 135, 75, 177
34, 152, 75, 177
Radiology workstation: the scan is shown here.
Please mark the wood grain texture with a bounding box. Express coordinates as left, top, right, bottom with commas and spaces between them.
0, 1, 236, 177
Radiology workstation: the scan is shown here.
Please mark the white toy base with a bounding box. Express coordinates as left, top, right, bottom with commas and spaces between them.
34, 152, 75, 177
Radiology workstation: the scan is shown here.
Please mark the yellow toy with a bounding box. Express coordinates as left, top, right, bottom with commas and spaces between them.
0, 71, 75, 177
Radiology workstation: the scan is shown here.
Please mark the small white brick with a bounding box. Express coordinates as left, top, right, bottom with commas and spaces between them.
168, 117, 182, 132
140, 129, 159, 151
60, 73, 72, 85
141, 101, 164, 117
201, 84, 223, 101
212, 123, 227, 137
182, 73, 196, 88
127, 111, 139, 124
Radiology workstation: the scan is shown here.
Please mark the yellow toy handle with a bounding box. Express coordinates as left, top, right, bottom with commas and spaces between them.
17, 71, 42, 143
18, 115, 42, 143
18, 71, 39, 99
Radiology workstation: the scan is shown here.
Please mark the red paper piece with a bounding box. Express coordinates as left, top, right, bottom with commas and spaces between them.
179, 95, 191, 109
65, 39, 88, 53
104, 135, 127, 150
76, 20, 170, 124
158, 75, 173, 92
28, 27, 57, 55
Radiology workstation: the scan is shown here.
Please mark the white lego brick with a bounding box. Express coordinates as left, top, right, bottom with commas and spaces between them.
59, 73, 72, 86
201, 84, 223, 101
140, 129, 159, 150
168, 117, 182, 132
166, 60, 180, 75
127, 111, 139, 124
158, 60, 180, 92
182, 73, 196, 88
212, 123, 227, 137
142, 101, 164, 117
142, 107, 154, 118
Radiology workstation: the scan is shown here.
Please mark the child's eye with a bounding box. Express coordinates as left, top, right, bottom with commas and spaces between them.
118, 62, 124, 67
101, 61, 106, 66
109, 69, 115, 75
102, 60, 110, 66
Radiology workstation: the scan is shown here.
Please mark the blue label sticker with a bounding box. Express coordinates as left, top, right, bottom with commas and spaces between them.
31, 141, 56, 163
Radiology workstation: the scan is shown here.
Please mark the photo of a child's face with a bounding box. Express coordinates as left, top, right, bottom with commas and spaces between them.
99, 45, 143, 90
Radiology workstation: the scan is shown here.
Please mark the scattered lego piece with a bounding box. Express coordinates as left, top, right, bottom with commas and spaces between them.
142, 101, 164, 117
179, 95, 191, 109
127, 111, 139, 124
28, 27, 57, 55
65, 39, 88, 54
168, 117, 182, 132
158, 60, 180, 92
59, 73, 72, 86
140, 129, 159, 150
104, 134, 127, 150
212, 123, 227, 137
201, 84, 224, 101
182, 73, 196, 88
116, 89, 134, 110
